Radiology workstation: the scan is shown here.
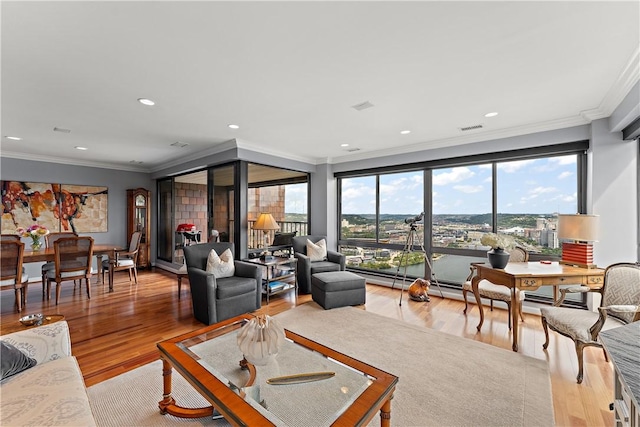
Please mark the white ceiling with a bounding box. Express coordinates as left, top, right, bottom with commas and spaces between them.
1, 1, 638, 173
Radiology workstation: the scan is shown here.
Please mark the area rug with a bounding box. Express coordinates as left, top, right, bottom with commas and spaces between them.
87, 302, 554, 426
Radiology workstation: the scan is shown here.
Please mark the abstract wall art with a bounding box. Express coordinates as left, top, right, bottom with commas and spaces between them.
1, 181, 108, 234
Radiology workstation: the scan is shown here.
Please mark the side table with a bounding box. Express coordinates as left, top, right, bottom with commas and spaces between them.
177, 272, 188, 299
242, 256, 297, 304
0, 314, 65, 335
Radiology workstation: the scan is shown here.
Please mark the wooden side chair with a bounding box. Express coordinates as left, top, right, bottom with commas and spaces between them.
41, 232, 77, 297
1, 240, 28, 312
541, 262, 640, 383
462, 246, 529, 329
1, 234, 20, 242
101, 232, 142, 288
45, 236, 94, 305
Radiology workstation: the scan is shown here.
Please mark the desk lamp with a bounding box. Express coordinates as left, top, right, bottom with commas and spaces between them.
253, 213, 280, 261
557, 214, 599, 268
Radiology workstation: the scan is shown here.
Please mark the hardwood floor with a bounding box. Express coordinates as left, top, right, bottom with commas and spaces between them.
1, 268, 614, 426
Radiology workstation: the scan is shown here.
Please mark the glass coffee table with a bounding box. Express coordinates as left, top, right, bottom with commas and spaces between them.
157, 314, 398, 426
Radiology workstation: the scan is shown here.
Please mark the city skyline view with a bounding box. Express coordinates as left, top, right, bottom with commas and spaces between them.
340, 155, 578, 216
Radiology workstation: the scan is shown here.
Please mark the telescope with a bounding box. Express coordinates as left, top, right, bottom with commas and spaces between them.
404, 212, 425, 225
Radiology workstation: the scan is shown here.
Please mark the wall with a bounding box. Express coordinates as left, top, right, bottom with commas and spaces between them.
590, 118, 638, 266
0, 157, 153, 279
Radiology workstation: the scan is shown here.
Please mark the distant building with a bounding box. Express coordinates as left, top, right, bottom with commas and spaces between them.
540, 229, 559, 248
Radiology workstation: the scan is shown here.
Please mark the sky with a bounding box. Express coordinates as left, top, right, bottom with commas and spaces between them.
340, 155, 578, 215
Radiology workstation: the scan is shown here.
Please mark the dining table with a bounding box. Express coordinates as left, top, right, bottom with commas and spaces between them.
23, 244, 125, 292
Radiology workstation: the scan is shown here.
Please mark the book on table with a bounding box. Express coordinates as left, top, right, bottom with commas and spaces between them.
265, 281, 287, 292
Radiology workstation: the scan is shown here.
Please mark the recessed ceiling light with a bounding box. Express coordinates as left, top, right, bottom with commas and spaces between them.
75, 146, 88, 150
228, 124, 239, 129
484, 112, 499, 118
5, 136, 22, 141
341, 143, 349, 147
138, 98, 155, 106
400, 130, 411, 135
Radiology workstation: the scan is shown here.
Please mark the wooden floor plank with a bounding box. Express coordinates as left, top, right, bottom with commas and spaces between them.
0, 268, 614, 426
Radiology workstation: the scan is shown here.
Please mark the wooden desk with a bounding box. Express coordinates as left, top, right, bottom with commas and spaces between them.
23, 244, 124, 291
471, 262, 604, 352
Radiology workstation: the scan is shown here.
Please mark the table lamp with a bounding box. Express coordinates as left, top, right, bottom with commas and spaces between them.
557, 214, 599, 268
253, 213, 280, 261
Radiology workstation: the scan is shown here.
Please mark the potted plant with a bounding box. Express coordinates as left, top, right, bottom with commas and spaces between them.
480, 232, 515, 269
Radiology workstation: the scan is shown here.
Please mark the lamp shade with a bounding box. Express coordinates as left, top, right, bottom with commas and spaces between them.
253, 213, 280, 231
557, 214, 599, 242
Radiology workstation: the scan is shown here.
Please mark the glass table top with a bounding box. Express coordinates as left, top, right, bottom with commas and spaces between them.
176, 319, 373, 426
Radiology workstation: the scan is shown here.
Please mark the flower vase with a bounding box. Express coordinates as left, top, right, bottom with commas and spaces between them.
30, 239, 43, 251
487, 248, 510, 269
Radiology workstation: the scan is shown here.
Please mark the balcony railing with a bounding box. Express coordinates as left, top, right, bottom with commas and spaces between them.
247, 220, 308, 249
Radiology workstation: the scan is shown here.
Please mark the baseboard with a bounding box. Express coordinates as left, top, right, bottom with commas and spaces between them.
361, 273, 544, 316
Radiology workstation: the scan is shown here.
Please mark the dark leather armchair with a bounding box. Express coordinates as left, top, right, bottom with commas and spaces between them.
293, 235, 346, 294
183, 242, 262, 325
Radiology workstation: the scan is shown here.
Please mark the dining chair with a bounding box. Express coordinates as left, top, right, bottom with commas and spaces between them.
101, 231, 142, 288
41, 232, 77, 297
1, 234, 21, 242
45, 236, 94, 305
1, 240, 29, 312
541, 262, 640, 383
461, 246, 529, 329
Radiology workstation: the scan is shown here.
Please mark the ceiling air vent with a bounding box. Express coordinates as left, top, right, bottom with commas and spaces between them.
53, 127, 71, 133
346, 147, 361, 152
170, 141, 189, 148
460, 124, 483, 132
351, 101, 374, 111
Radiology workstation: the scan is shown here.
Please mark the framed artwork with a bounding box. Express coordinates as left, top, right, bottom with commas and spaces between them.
1, 181, 108, 234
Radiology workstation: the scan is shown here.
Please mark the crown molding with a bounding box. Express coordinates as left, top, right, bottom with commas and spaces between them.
234, 138, 320, 165
327, 115, 590, 164
148, 139, 239, 173
0, 150, 150, 173
580, 46, 640, 122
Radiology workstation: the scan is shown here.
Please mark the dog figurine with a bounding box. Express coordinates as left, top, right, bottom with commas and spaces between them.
408, 278, 430, 302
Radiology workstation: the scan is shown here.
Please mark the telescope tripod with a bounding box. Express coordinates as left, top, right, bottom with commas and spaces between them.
390, 224, 444, 306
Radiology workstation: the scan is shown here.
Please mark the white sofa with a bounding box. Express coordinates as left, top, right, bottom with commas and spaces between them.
0, 321, 96, 426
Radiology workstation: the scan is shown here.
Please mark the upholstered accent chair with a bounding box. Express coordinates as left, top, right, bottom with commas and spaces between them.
1, 240, 28, 312
45, 236, 94, 305
292, 235, 346, 294
101, 231, 142, 287
541, 262, 640, 383
183, 242, 262, 325
462, 246, 529, 329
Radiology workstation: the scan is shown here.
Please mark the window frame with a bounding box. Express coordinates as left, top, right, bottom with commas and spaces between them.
336, 141, 589, 304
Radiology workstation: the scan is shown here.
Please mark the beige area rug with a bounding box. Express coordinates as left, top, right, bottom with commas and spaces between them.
87, 302, 554, 426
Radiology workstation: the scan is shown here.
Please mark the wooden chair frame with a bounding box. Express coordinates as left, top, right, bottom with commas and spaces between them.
1, 240, 27, 312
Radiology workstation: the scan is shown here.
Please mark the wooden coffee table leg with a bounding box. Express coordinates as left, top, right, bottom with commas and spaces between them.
380, 397, 392, 427
158, 358, 215, 419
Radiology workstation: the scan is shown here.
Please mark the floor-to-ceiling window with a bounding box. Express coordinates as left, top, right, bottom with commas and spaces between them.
337, 141, 587, 304
156, 162, 309, 267
247, 163, 309, 253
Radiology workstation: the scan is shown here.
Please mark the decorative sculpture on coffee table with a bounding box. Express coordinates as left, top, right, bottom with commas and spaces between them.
237, 314, 285, 387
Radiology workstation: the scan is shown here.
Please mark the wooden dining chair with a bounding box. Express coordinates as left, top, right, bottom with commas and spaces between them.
45, 236, 94, 305
101, 231, 142, 288
41, 232, 77, 297
1, 240, 28, 312
1, 234, 21, 242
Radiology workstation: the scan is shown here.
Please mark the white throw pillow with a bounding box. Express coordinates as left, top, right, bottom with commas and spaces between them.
205, 248, 235, 278
306, 239, 327, 262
